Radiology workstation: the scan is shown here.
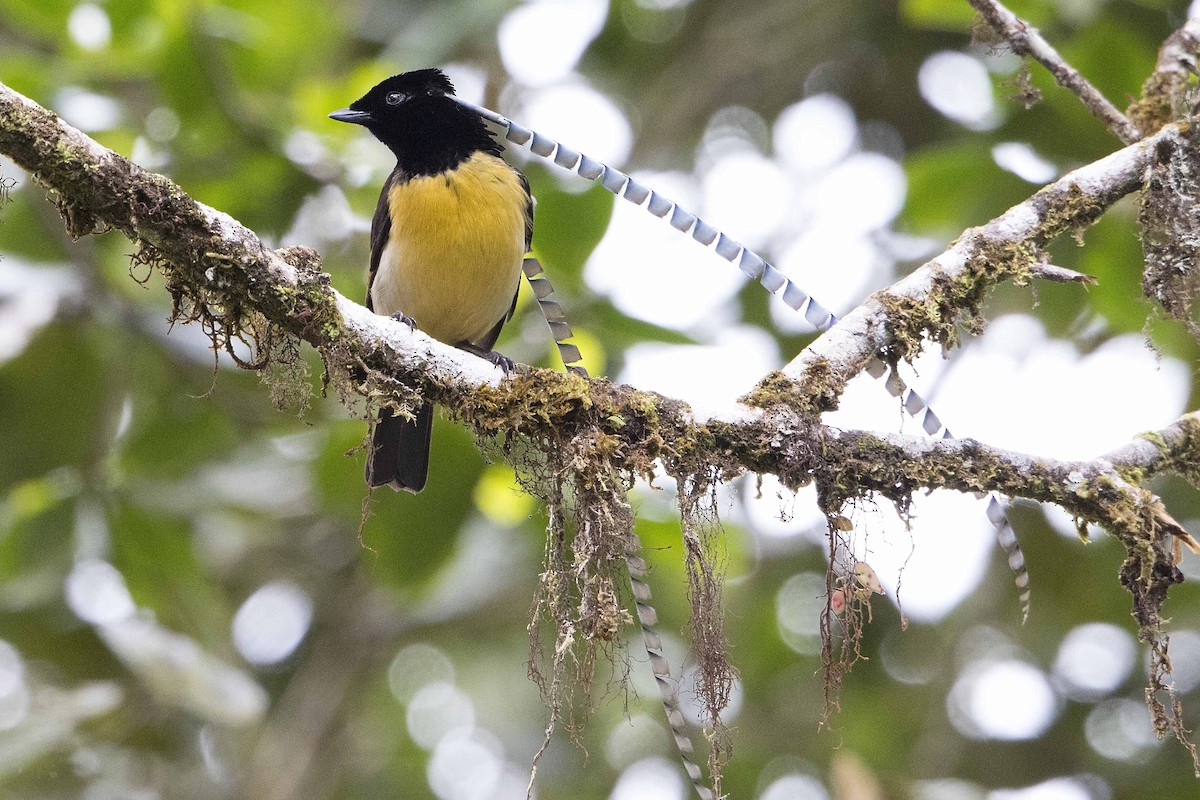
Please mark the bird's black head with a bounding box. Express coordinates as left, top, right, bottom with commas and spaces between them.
329, 68, 500, 175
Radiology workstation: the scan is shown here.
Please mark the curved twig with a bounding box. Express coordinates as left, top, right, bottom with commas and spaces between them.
968, 0, 1141, 143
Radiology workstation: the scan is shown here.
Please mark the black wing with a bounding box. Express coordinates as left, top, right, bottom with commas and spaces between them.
365, 167, 405, 312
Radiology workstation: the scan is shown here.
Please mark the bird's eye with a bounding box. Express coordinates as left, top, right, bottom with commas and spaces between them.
385, 92, 406, 105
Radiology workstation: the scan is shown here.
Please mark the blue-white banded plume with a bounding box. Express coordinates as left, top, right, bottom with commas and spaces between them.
448, 95, 840, 334
450, 94, 1033, 625
450, 96, 1033, 792
522, 257, 588, 377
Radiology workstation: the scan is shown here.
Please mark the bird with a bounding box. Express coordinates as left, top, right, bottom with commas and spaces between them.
329, 68, 531, 493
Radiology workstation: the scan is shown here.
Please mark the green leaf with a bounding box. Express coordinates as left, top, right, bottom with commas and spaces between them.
0, 487, 73, 583
117, 362, 244, 480
904, 0, 1075, 33
1075, 211, 1155, 334
0, 195, 71, 262
0, 0, 76, 39
0, 323, 109, 488
1061, 11, 1161, 106
901, 0, 977, 30
901, 141, 1030, 237
110, 501, 233, 647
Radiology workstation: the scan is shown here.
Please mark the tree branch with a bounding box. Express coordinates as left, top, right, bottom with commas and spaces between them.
1129, 15, 1200, 136
1105, 411, 1200, 491
1, 77, 1194, 540
776, 123, 1179, 415
968, 0, 1142, 143
0, 81, 506, 397
5, 79, 1200, 767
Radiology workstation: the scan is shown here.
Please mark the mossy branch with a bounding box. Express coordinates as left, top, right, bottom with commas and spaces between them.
4, 77, 1200, 773
773, 123, 1184, 418
2, 76, 1198, 583
968, 0, 1141, 144
1129, 15, 1200, 137
1105, 411, 1200, 490
0, 81, 510, 398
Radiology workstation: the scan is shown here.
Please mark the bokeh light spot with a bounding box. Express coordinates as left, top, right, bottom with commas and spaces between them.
701, 151, 790, 250
388, 643, 456, 705
0, 640, 29, 731
918, 51, 998, 129
68, 3, 111, 51
807, 152, 907, 235
407, 681, 475, 750
950, 659, 1058, 740
1052, 623, 1135, 700
55, 87, 121, 132
926, 317, 1189, 461
232, 580, 313, 666
1085, 698, 1160, 761
427, 729, 504, 800
740, 476, 825, 543
992, 142, 1057, 184
605, 713, 667, 770
760, 774, 830, 800
517, 82, 633, 168
610, 757, 684, 800
498, 0, 609, 87
773, 94, 858, 173
776, 572, 826, 655
66, 559, 136, 626
987, 777, 1098, 800
618, 327, 779, 419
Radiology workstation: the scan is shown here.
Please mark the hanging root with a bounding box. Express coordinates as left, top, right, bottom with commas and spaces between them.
670, 469, 735, 798
526, 491, 581, 795
1115, 498, 1200, 776
522, 261, 717, 797
818, 514, 869, 724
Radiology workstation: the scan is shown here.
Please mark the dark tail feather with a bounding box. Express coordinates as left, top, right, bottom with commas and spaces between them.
366, 403, 433, 493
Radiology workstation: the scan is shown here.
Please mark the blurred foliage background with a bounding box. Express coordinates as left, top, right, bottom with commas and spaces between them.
3, 1, 1200, 799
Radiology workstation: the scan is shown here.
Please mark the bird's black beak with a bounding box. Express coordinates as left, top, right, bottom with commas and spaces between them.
329, 108, 373, 125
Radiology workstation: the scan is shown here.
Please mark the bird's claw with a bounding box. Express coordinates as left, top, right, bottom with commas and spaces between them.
390, 312, 417, 330
458, 342, 514, 374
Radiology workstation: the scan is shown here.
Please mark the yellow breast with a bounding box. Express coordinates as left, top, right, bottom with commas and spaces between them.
370, 152, 528, 346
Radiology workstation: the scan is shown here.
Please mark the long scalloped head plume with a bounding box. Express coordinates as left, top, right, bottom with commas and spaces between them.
455, 94, 1032, 625
475, 93, 1032, 794
523, 257, 589, 376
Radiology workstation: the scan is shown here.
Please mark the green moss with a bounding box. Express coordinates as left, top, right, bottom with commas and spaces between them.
1033, 183, 1107, 245
1146, 417, 1200, 488
1129, 70, 1185, 136
742, 365, 841, 418
871, 239, 1041, 366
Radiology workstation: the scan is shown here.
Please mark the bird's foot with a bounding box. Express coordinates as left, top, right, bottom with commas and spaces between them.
458, 342, 514, 374
390, 312, 417, 330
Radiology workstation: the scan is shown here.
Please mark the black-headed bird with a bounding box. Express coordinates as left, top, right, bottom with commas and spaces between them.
330, 69, 530, 492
